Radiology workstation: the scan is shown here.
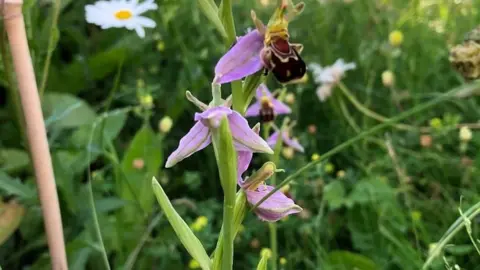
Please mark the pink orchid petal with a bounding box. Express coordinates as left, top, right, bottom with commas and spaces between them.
228, 111, 273, 154
214, 30, 264, 84
194, 106, 232, 128
165, 121, 211, 168
266, 131, 280, 148
282, 132, 305, 153
237, 150, 253, 185
245, 102, 261, 117
246, 185, 302, 222
271, 99, 292, 115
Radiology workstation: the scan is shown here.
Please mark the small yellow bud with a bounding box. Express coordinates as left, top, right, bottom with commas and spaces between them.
139, 94, 153, 108
389, 30, 404, 47
411, 210, 422, 222
132, 158, 145, 170
428, 242, 438, 256
260, 248, 272, 259
336, 170, 346, 179
285, 93, 295, 104
381, 70, 395, 87
156, 41, 165, 52
280, 184, 290, 194
188, 259, 200, 269
324, 163, 335, 174
459, 126, 472, 142
159, 116, 173, 133
429, 118, 442, 129
238, 225, 245, 233
311, 153, 320, 161
282, 147, 295, 160
279, 257, 287, 265
190, 216, 208, 232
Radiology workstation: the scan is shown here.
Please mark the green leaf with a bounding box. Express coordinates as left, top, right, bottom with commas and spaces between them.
43, 93, 97, 129
197, 0, 227, 39
0, 171, 35, 199
327, 251, 378, 270
120, 125, 163, 214
0, 149, 30, 173
0, 200, 25, 245
47, 48, 128, 94
152, 177, 211, 270
68, 109, 128, 172
323, 181, 346, 210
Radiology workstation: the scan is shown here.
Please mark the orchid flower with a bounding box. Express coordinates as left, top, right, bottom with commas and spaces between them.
309, 59, 356, 102
237, 149, 302, 222
165, 91, 273, 168
267, 120, 304, 153
245, 84, 291, 117
213, 1, 306, 85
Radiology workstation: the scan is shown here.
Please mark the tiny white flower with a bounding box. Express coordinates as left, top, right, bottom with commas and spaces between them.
459, 126, 473, 142
309, 59, 356, 102
85, 0, 158, 38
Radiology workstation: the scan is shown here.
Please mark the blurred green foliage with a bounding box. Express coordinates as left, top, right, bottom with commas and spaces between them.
1, 0, 480, 269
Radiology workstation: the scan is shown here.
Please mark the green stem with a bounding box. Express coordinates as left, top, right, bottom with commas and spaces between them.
266, 123, 283, 270
337, 82, 420, 131
39, 0, 61, 97
211, 118, 238, 270
252, 81, 480, 210
232, 81, 244, 113
87, 121, 111, 270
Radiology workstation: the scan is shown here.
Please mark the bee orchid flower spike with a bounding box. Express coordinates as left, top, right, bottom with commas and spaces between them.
214, 0, 306, 85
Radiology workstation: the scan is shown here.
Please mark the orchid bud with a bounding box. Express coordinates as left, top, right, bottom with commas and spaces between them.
242, 162, 276, 190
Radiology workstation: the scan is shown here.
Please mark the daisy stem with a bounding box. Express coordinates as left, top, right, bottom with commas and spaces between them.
39, 0, 61, 98
252, 81, 480, 210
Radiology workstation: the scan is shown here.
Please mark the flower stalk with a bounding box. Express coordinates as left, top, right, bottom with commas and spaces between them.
267, 120, 284, 270
211, 116, 238, 270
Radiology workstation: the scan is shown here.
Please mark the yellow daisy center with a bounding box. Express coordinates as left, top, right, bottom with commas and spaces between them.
115, 9, 133, 20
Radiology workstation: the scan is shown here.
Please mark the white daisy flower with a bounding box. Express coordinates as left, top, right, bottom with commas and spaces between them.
85, 0, 158, 38
309, 59, 356, 102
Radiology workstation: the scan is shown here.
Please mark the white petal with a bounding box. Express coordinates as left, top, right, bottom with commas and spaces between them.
134, 0, 158, 14
135, 26, 146, 38
135, 16, 156, 28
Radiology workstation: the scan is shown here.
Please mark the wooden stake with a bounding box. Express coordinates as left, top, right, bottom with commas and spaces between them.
3, 1, 68, 269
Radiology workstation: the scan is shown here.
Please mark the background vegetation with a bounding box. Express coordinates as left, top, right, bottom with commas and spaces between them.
1, 0, 480, 269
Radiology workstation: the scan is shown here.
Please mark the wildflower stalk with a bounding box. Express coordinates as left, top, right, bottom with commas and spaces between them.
39, 0, 61, 97
252, 81, 480, 210
268, 121, 285, 270
211, 84, 238, 270
212, 192, 247, 270
337, 82, 419, 131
